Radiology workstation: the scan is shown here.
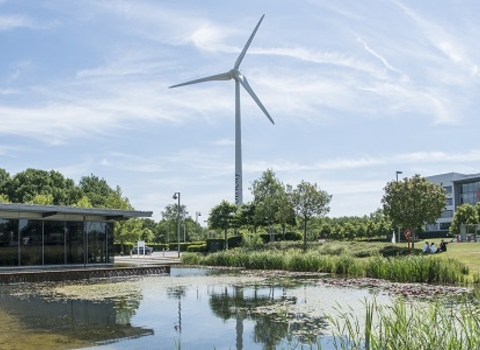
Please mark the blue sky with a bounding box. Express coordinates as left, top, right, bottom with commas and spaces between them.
1, 1, 480, 223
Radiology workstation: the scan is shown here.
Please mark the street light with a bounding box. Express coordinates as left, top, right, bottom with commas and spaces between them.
396, 170, 403, 182
173, 192, 181, 258
195, 211, 202, 240
395, 171, 403, 243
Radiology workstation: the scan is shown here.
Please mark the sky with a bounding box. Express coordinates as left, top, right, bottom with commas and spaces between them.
1, 0, 480, 224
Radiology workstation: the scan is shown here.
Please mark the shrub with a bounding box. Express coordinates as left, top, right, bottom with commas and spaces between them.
187, 244, 207, 253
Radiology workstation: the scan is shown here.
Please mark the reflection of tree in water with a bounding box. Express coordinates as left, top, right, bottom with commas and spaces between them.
208, 284, 328, 350
114, 295, 142, 325
167, 286, 186, 333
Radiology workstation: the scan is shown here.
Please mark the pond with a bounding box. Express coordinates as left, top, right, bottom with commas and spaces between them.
0, 267, 467, 350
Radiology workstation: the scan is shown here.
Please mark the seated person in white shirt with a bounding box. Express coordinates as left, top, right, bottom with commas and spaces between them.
430, 242, 437, 254
422, 241, 430, 253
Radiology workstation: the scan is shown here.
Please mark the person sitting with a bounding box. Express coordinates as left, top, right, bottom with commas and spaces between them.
430, 242, 437, 254
422, 241, 430, 253
439, 239, 448, 252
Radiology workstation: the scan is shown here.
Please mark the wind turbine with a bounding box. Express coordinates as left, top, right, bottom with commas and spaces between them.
169, 15, 274, 206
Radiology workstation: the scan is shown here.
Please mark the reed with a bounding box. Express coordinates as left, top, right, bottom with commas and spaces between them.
181, 249, 471, 284
328, 297, 480, 350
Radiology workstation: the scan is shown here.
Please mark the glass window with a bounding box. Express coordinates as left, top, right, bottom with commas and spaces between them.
446, 198, 453, 206
0, 219, 19, 266
66, 221, 85, 264
86, 222, 108, 264
440, 222, 451, 230
441, 210, 453, 218
19, 219, 42, 266
443, 186, 452, 195
44, 221, 66, 265
0, 216, 114, 267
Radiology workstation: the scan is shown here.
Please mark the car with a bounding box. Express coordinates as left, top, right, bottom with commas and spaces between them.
132, 245, 153, 255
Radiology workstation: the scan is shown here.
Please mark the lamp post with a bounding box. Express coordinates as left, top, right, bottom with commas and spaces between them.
195, 211, 202, 240
395, 171, 403, 243
173, 192, 181, 258
396, 171, 402, 182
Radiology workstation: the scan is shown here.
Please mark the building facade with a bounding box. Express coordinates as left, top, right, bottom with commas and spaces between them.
0, 204, 152, 268
425, 172, 480, 232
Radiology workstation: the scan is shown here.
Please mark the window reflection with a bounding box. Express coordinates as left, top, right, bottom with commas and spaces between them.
19, 219, 42, 266
66, 222, 84, 264
0, 219, 19, 266
0, 219, 114, 267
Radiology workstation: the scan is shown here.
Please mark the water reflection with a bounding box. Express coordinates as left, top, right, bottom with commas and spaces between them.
167, 286, 186, 333
0, 282, 152, 349
208, 283, 329, 349
0, 268, 395, 349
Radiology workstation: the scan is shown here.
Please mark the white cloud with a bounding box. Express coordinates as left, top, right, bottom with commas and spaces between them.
0, 14, 33, 31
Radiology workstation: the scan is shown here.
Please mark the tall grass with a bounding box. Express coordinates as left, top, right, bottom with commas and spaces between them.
328, 297, 480, 350
181, 249, 470, 284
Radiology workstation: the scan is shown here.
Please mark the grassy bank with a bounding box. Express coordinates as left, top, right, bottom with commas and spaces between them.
182, 243, 472, 284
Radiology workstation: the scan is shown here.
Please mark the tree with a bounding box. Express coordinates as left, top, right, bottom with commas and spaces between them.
449, 204, 479, 235
209, 200, 238, 250
78, 174, 115, 207
4, 168, 81, 205
115, 218, 144, 253
140, 218, 162, 242
382, 174, 446, 249
161, 204, 188, 242
236, 202, 257, 233
290, 180, 332, 250
0, 194, 9, 203
27, 194, 54, 205
275, 187, 296, 238
104, 186, 142, 252
251, 169, 287, 236
0, 168, 11, 196
73, 195, 93, 208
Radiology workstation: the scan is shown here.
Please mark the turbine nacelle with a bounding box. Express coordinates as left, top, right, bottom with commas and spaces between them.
229, 68, 241, 80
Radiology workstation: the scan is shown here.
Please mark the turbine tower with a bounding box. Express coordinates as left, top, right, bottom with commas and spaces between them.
169, 15, 274, 206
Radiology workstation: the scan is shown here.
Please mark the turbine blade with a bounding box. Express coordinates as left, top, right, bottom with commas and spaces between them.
169, 72, 231, 88
234, 15, 265, 69
238, 75, 275, 125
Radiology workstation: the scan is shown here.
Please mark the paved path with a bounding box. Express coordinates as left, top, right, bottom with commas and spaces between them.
114, 251, 182, 266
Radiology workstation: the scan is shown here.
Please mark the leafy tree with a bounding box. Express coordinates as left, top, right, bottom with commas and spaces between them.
104, 186, 143, 251
319, 222, 332, 240
140, 218, 162, 242
28, 194, 54, 205
382, 174, 446, 249
4, 168, 81, 205
251, 169, 287, 234
290, 180, 332, 250
141, 227, 155, 242
73, 195, 93, 208
78, 174, 115, 207
105, 186, 132, 210
115, 218, 143, 253
0, 194, 9, 203
161, 204, 188, 243
236, 202, 257, 233
275, 188, 296, 238
449, 204, 479, 235
209, 200, 238, 250
0, 168, 11, 195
